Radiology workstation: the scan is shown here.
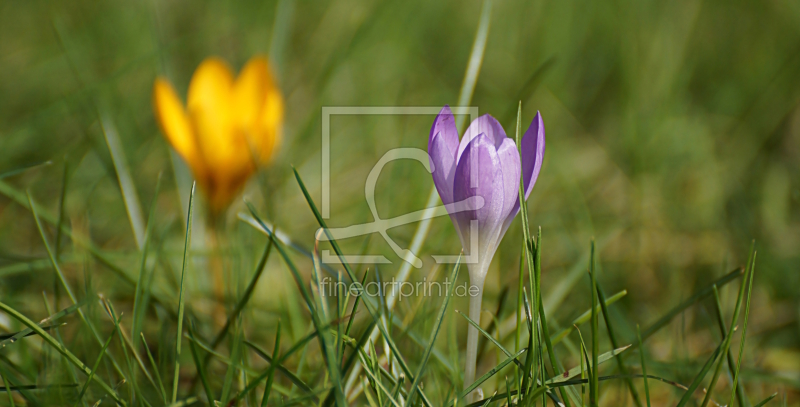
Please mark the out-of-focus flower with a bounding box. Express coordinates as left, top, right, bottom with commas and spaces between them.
153, 56, 284, 212
428, 105, 545, 394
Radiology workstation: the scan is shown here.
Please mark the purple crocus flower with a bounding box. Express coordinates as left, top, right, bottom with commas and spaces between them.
428, 105, 545, 395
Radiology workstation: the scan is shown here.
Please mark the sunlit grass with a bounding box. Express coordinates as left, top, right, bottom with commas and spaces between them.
0, 0, 798, 406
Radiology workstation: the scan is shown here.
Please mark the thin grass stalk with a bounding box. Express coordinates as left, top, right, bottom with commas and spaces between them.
171, 182, 195, 403
729, 251, 757, 407
595, 280, 642, 406
636, 325, 651, 407
589, 240, 599, 406
710, 285, 748, 407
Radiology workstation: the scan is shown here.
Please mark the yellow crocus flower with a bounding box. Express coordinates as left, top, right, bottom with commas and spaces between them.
153, 56, 284, 212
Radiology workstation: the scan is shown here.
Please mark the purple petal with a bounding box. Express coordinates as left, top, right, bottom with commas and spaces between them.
456, 114, 507, 163
429, 105, 459, 163
452, 133, 505, 254
429, 132, 457, 205
496, 138, 521, 231
521, 111, 545, 199
501, 112, 545, 235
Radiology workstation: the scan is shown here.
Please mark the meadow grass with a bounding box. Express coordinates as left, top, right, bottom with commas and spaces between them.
1, 0, 799, 405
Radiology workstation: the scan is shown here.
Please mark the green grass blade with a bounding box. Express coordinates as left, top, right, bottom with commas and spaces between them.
100, 115, 145, 249
701, 286, 733, 407
132, 173, 162, 350
519, 287, 534, 398
0, 300, 125, 405
54, 159, 69, 256
244, 203, 344, 405
729, 250, 757, 407
698, 246, 755, 407
221, 318, 244, 404
370, 339, 384, 407
186, 237, 276, 394
0, 369, 16, 407
211, 238, 274, 349
345, 270, 369, 337
244, 341, 315, 397
546, 346, 630, 384
515, 100, 540, 402
363, 376, 381, 407
676, 341, 724, 407
405, 257, 460, 406
72, 316, 120, 407
455, 0, 492, 120
595, 279, 641, 406
0, 301, 85, 348
386, 375, 404, 407
282, 176, 434, 406
575, 326, 590, 406
637, 267, 744, 345
337, 271, 344, 365
187, 320, 214, 404
341, 319, 379, 384
456, 310, 519, 365
551, 290, 627, 345
41, 294, 82, 407
115, 320, 160, 402
101, 299, 142, 406
165, 396, 198, 407
0, 364, 41, 405
710, 285, 748, 407
237, 212, 338, 276
356, 349, 402, 407
753, 392, 777, 407
0, 181, 177, 314
171, 181, 195, 403
516, 241, 524, 388
261, 320, 282, 406
458, 349, 527, 402
141, 333, 168, 403
0, 160, 51, 180
636, 325, 651, 407
589, 240, 599, 407
27, 192, 129, 380
535, 228, 571, 407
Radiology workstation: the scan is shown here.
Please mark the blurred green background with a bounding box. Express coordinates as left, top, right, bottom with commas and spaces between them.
1, 0, 799, 405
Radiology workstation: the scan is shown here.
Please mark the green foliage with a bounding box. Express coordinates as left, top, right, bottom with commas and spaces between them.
0, 0, 796, 405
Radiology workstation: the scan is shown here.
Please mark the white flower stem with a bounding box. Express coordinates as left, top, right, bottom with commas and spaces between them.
464, 271, 485, 403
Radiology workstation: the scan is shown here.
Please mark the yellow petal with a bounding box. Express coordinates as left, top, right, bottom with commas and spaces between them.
233, 56, 272, 130
255, 88, 284, 164
188, 57, 235, 112
233, 56, 284, 164
186, 58, 245, 172
152, 78, 205, 177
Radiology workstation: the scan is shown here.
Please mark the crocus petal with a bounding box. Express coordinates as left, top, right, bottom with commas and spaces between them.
233, 56, 272, 132
187, 58, 244, 171
521, 111, 545, 199
152, 78, 205, 178
453, 133, 505, 271
233, 56, 283, 165
429, 105, 459, 163
501, 112, 545, 233
187, 58, 256, 211
457, 114, 507, 163
496, 138, 521, 234
429, 132, 457, 205
254, 87, 283, 164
